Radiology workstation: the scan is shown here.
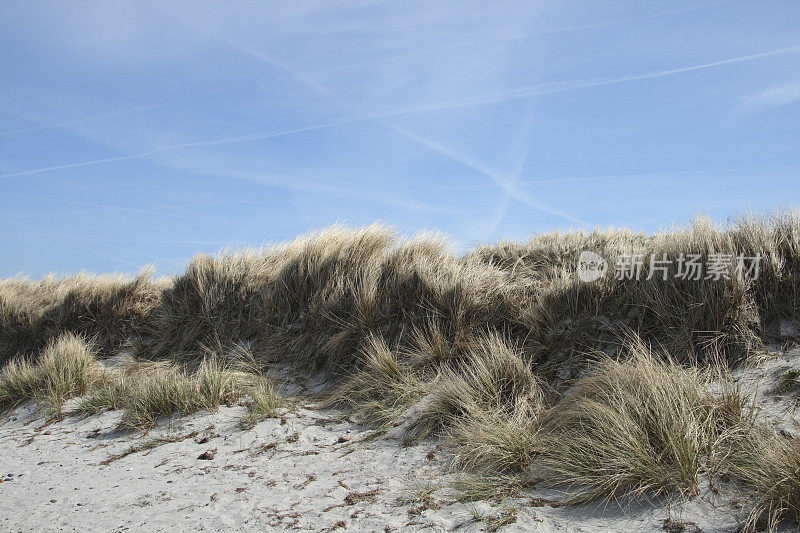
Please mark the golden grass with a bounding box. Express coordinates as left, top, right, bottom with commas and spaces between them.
537, 346, 718, 502
450, 414, 540, 477
727, 427, 800, 531
78, 351, 281, 431
325, 334, 423, 431
240, 379, 282, 429
0, 333, 105, 417
1, 211, 799, 529
0, 270, 165, 366
410, 332, 544, 440
3, 212, 798, 379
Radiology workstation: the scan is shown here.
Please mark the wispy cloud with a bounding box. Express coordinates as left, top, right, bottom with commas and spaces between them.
458, 110, 538, 240
735, 80, 800, 114
377, 45, 800, 116
3, 45, 796, 181
0, 191, 190, 219
316, 0, 733, 76
0, 82, 255, 137
6, 220, 140, 268
480, 147, 534, 240
164, 156, 462, 216
385, 124, 588, 227
0, 121, 347, 179
0, 237, 54, 271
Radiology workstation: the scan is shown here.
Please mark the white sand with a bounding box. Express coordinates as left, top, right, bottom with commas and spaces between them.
1, 347, 799, 532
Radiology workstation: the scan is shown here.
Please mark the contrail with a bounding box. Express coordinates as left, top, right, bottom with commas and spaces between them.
0, 121, 348, 179
482, 147, 534, 238
215, 36, 590, 228
480, 110, 540, 237
0, 152, 158, 179
0, 191, 191, 219
0, 236, 54, 271
377, 45, 800, 117
528, 163, 800, 185
2, 45, 796, 180
316, 0, 733, 76
399, 163, 800, 191
0, 82, 256, 137
6, 220, 139, 268
386, 124, 589, 227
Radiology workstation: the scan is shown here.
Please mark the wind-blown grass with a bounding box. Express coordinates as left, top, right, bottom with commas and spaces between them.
1, 211, 799, 529
240, 379, 282, 429
0, 270, 165, 367
409, 332, 545, 441
325, 333, 423, 431
0, 332, 104, 417
537, 346, 718, 502
78, 353, 280, 430
3, 213, 797, 380
726, 426, 800, 531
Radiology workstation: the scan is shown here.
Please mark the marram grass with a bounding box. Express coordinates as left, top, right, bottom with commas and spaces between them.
0, 332, 105, 418
78, 353, 282, 431
1, 211, 799, 530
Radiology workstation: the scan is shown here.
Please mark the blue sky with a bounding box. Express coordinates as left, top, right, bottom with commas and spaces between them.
1, 1, 799, 277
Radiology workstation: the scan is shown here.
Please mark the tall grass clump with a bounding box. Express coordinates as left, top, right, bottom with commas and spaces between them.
325, 334, 423, 430
473, 212, 800, 375
3, 211, 797, 380
537, 343, 719, 503
79, 352, 280, 430
144, 225, 514, 379
0, 333, 104, 417
0, 270, 164, 367
450, 414, 540, 478
410, 332, 544, 440
726, 427, 800, 531
117, 359, 236, 430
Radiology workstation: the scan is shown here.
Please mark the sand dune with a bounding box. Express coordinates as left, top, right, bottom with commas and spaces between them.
2, 344, 798, 532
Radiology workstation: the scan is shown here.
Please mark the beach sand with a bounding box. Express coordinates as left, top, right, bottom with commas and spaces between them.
1, 347, 798, 532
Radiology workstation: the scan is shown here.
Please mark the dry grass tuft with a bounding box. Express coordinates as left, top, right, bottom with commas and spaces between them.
0, 333, 104, 417
119, 359, 232, 430
537, 344, 720, 503
410, 332, 544, 440
79, 352, 279, 430
0, 270, 165, 366
240, 379, 282, 429
325, 334, 422, 430
450, 414, 540, 476
727, 428, 800, 531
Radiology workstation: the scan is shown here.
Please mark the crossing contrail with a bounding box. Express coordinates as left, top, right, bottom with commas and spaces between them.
2, 45, 796, 181
386, 124, 589, 227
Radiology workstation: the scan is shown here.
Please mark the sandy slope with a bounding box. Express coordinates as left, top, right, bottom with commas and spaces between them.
1, 349, 799, 532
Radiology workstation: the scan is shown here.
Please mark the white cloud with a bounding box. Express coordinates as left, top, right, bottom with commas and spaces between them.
736, 81, 800, 114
